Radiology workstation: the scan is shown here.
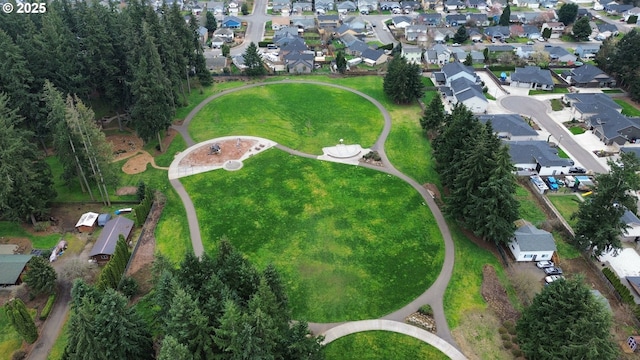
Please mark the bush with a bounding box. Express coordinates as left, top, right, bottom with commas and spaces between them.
511, 348, 523, 357
602, 268, 635, 304
33, 221, 50, 232
418, 304, 433, 316
11, 350, 27, 360
498, 327, 507, 334
136, 181, 146, 202
118, 276, 139, 298
503, 341, 513, 349
504, 320, 516, 335
501, 333, 511, 341
39, 293, 56, 320
258, 41, 273, 48
362, 151, 381, 162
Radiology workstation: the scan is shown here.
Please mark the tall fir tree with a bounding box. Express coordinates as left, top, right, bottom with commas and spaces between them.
499, 5, 511, 26
383, 55, 424, 104
5, 298, 38, 344
243, 42, 268, 76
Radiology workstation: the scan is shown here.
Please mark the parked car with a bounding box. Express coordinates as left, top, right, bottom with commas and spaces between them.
545, 275, 564, 283
570, 167, 587, 174
546, 177, 559, 190
544, 266, 563, 275
527, 41, 534, 45
536, 260, 554, 269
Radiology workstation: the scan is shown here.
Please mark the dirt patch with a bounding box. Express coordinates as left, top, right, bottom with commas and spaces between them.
179, 138, 259, 167
116, 186, 138, 196
106, 130, 144, 162
122, 152, 153, 175
0, 237, 31, 254
482, 265, 520, 324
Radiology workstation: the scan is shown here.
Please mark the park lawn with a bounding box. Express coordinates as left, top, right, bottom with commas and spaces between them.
614, 99, 640, 117
548, 194, 581, 228
0, 222, 60, 249
181, 149, 444, 322
174, 81, 249, 120
47, 313, 70, 360
154, 134, 187, 168
569, 126, 585, 135
515, 184, 547, 226
324, 331, 449, 360
187, 83, 384, 154
0, 306, 22, 359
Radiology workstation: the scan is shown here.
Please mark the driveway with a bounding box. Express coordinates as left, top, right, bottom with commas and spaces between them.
499, 96, 608, 174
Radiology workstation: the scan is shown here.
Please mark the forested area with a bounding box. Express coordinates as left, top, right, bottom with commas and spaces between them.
0, 0, 212, 219
596, 29, 640, 102
62, 240, 324, 359
425, 99, 520, 246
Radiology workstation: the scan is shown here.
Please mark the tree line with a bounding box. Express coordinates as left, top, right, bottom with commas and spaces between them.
597, 29, 640, 102
62, 239, 324, 359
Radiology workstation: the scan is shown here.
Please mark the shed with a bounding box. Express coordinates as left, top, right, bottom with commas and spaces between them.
98, 213, 112, 227
75, 212, 99, 233
508, 223, 556, 261
89, 216, 134, 264
0, 254, 34, 286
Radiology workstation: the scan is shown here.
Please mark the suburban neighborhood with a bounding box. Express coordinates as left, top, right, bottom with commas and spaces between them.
2, 0, 640, 358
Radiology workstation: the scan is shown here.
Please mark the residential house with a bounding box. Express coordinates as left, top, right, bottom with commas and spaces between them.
213, 28, 234, 42
470, 50, 484, 63
510, 66, 555, 90
508, 223, 556, 261
542, 21, 565, 38
624, 7, 640, 21
344, 16, 367, 30
514, 0, 540, 8
317, 14, 341, 29
402, 46, 423, 64
357, 0, 378, 11
439, 61, 479, 85
197, 26, 209, 46
406, 24, 429, 42
424, 49, 439, 64
232, 55, 247, 69
448, 14, 468, 27
342, 35, 371, 55
272, 0, 291, 13
523, 25, 542, 39
561, 64, 615, 87
449, 78, 488, 113
88, 216, 134, 264
285, 52, 314, 73
428, 43, 453, 64
316, 0, 336, 10
487, 44, 515, 53
210, 36, 225, 48
291, 17, 316, 30
604, 2, 633, 15
467, 13, 489, 26
450, 48, 468, 62
466, 0, 487, 10
575, 44, 601, 59
620, 146, 640, 158
546, 45, 577, 63
484, 25, 511, 41
402, 0, 421, 10
272, 16, 291, 30
0, 255, 34, 286
392, 15, 413, 28
416, 13, 442, 26
222, 15, 242, 28
362, 48, 388, 65
279, 37, 309, 57
515, 45, 536, 59
621, 209, 640, 242
510, 24, 525, 38
505, 140, 573, 175
444, 0, 466, 10
596, 23, 619, 39
585, 111, 640, 146
478, 114, 539, 140
273, 29, 301, 46
563, 93, 622, 120
429, 27, 454, 43
204, 1, 225, 14
192, 4, 203, 15
227, 0, 239, 15
75, 212, 99, 233
468, 27, 483, 42
380, 1, 402, 10
292, 1, 313, 13
337, 0, 358, 12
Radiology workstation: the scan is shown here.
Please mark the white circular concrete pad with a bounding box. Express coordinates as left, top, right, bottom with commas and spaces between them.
223, 160, 244, 171
325, 144, 361, 158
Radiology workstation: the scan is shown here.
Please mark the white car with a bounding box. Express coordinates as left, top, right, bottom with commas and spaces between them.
536, 260, 554, 269
545, 275, 565, 283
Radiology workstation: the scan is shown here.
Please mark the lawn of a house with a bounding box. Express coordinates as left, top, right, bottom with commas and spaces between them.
180, 149, 444, 322
550, 99, 564, 111
548, 194, 581, 228
529, 88, 569, 95
187, 83, 384, 154
602, 89, 624, 94
614, 99, 640, 117
324, 331, 449, 360
0, 222, 60, 249
515, 184, 547, 226
569, 126, 585, 135
557, 147, 569, 158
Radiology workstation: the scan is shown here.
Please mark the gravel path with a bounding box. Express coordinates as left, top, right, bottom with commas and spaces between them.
169, 80, 462, 355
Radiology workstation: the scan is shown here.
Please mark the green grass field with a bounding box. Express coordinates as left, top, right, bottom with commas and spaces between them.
515, 184, 547, 226
529, 88, 569, 95
181, 149, 444, 322
0, 306, 23, 359
188, 83, 384, 154
550, 99, 564, 111
548, 194, 581, 228
324, 331, 449, 360
614, 99, 640, 117
0, 222, 60, 249
154, 134, 187, 168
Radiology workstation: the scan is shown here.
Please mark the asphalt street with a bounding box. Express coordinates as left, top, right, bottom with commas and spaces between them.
499, 95, 608, 174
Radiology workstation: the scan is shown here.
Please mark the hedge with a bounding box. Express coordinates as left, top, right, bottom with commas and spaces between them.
39, 294, 56, 320
602, 268, 635, 305
258, 41, 273, 47
133, 186, 154, 227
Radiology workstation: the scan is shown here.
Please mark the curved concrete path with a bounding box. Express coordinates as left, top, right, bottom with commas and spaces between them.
169, 80, 463, 357
322, 320, 467, 360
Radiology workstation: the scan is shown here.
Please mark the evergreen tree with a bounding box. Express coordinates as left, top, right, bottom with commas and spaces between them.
206, 11, 218, 33
222, 44, 231, 57
483, 47, 489, 63
453, 25, 468, 44
214, 299, 245, 356
130, 23, 175, 151
572, 16, 592, 41
499, 5, 511, 26
241, 3, 249, 15
383, 55, 424, 104
5, 298, 38, 344
155, 270, 178, 322
243, 42, 267, 76
96, 237, 130, 290
335, 51, 347, 74
188, 16, 212, 86
214, 239, 260, 305
166, 288, 216, 360
24, 256, 57, 296
517, 276, 618, 360
158, 335, 193, 360
420, 95, 445, 134
558, 3, 579, 25
542, 27, 552, 40
463, 52, 473, 66
0, 30, 34, 123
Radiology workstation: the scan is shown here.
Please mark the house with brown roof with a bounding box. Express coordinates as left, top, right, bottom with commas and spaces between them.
89, 217, 134, 264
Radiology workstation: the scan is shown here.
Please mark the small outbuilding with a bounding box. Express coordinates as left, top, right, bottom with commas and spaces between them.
89, 216, 134, 264
97, 213, 112, 227
508, 222, 557, 261
0, 254, 34, 286
75, 212, 99, 233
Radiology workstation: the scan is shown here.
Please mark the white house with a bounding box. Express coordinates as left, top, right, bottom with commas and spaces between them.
402, 46, 423, 64
621, 210, 640, 242
505, 140, 573, 176
509, 223, 557, 262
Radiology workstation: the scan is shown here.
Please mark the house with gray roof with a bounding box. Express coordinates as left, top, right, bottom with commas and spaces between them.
446, 13, 467, 26
362, 48, 388, 66
575, 44, 601, 59
510, 66, 554, 90
317, 14, 341, 28
273, 28, 301, 46
561, 64, 615, 88
344, 15, 367, 30
586, 110, 640, 146
545, 46, 577, 63
316, 0, 335, 10
466, 0, 487, 10
429, 27, 454, 44
564, 93, 622, 120
605, 2, 633, 15
380, 1, 401, 10
285, 51, 314, 73
392, 15, 413, 28
470, 50, 484, 63
406, 24, 429, 43
478, 114, 539, 140
416, 13, 442, 26
447, 77, 487, 113
438, 61, 478, 85
467, 13, 489, 26
402, 46, 423, 64
291, 17, 316, 30
337, 0, 357, 12
89, 216, 134, 264
522, 25, 542, 39
0, 254, 34, 286
357, 0, 378, 11
505, 140, 573, 175
621, 209, 640, 241
292, 1, 313, 12
509, 223, 556, 261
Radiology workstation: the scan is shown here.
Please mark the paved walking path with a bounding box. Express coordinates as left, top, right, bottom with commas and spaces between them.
169, 80, 464, 358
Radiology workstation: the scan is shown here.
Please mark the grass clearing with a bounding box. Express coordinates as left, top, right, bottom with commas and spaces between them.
550, 98, 564, 111
614, 99, 640, 117
155, 134, 187, 168
569, 126, 585, 135
181, 149, 444, 322
0, 306, 22, 359
553, 231, 581, 260
421, 77, 434, 87
324, 331, 449, 359
548, 194, 581, 228
188, 83, 384, 154
515, 184, 547, 226
452, 311, 514, 360
174, 81, 249, 120
0, 222, 60, 249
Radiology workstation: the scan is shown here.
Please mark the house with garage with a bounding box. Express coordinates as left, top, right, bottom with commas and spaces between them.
437, 61, 479, 85
522, 25, 542, 39
575, 44, 601, 59
478, 114, 539, 141
514, 0, 540, 9
337, 0, 358, 12
596, 23, 619, 40
362, 48, 388, 65
292, 1, 313, 13
509, 222, 556, 261
279, 37, 309, 57
204, 1, 225, 14
564, 92, 622, 120
357, 0, 378, 11
380, 1, 402, 10
406, 24, 429, 43
484, 25, 511, 42
624, 6, 640, 21
75, 212, 99, 233
466, 0, 487, 10
343, 36, 371, 56
605, 2, 634, 15
585, 110, 640, 146
291, 17, 316, 30
273, 28, 301, 46
468, 28, 484, 42
542, 21, 565, 38
515, 45, 536, 59
446, 13, 467, 26
429, 27, 454, 44
467, 13, 489, 26
89, 216, 134, 264
510, 66, 554, 90
316, 0, 336, 10
444, 0, 466, 10
505, 140, 573, 175
561, 64, 615, 87
0, 254, 34, 286
546, 46, 577, 63
213, 28, 234, 42
448, 77, 488, 113
621, 209, 640, 242
272, 0, 292, 14
285, 51, 315, 73
416, 13, 443, 26
344, 15, 367, 30
317, 14, 341, 29
272, 16, 291, 30
402, 46, 423, 64
392, 15, 413, 28
222, 16, 242, 29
